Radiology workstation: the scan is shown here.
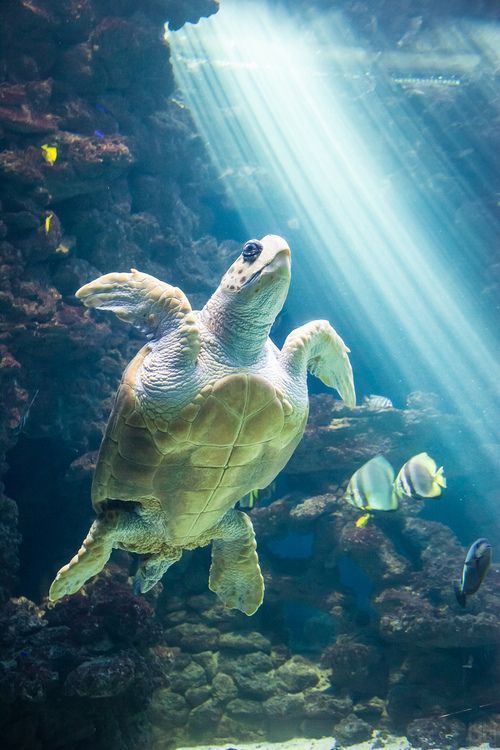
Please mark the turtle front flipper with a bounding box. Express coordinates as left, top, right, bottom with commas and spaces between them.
76, 268, 200, 359
281, 320, 356, 406
208, 509, 264, 616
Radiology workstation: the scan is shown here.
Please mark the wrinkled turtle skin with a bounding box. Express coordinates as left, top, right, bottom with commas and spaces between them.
49, 235, 355, 614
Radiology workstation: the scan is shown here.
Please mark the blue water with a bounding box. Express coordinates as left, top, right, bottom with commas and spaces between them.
168, 4, 500, 704
170, 0, 500, 488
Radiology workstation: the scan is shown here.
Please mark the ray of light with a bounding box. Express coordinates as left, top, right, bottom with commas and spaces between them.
169, 1, 500, 479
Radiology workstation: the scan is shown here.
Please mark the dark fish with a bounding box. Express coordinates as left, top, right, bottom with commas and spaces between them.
13, 389, 39, 435
454, 538, 492, 607
440, 700, 500, 719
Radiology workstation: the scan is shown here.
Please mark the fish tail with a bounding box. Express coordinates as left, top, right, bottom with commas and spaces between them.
389, 486, 399, 509
435, 465, 446, 488
392, 478, 404, 502
454, 580, 466, 608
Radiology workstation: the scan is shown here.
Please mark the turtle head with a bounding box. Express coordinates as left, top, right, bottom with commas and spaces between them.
202, 235, 291, 362
220, 234, 291, 319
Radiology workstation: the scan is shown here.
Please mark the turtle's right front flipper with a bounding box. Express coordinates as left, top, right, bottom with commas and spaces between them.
76, 269, 200, 360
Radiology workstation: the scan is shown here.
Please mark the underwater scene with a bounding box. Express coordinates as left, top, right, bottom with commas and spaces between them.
0, 0, 499, 749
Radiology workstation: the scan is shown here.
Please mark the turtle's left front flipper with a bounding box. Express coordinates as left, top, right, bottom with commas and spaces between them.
76, 268, 200, 359
281, 320, 356, 406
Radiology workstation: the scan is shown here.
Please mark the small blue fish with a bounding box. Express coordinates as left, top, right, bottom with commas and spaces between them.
94, 103, 108, 113
454, 538, 492, 608
94, 130, 105, 138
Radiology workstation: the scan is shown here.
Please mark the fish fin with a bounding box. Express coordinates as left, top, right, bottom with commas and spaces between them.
413, 451, 429, 462
427, 483, 444, 498
415, 451, 438, 472
355, 513, 371, 528
454, 580, 466, 608
390, 487, 400, 509
435, 466, 446, 488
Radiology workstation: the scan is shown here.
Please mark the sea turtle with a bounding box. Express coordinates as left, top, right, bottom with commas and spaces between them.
49, 235, 355, 614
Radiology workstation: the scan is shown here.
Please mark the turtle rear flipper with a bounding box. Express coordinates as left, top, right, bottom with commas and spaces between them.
134, 550, 182, 594
209, 509, 264, 616
49, 510, 158, 600
49, 515, 115, 601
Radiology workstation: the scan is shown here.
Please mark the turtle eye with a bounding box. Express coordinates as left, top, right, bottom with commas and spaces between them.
242, 239, 263, 261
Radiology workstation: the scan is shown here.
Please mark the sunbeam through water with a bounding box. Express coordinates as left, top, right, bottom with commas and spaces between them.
169, 1, 500, 489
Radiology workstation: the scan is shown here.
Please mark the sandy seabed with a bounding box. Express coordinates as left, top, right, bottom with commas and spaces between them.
175, 738, 494, 750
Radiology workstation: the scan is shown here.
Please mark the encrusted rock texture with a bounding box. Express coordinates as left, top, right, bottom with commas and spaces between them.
1, 1, 499, 750
0, 0, 226, 604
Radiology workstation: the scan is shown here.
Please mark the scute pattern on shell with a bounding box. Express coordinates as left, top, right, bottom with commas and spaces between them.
92, 369, 302, 545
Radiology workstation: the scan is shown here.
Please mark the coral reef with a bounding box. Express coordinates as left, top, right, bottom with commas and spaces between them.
0, 0, 229, 601
3, 390, 495, 748
0, 569, 165, 749
137, 388, 499, 747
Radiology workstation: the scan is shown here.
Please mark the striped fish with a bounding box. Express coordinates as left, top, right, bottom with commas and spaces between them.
344, 455, 398, 511
239, 481, 276, 509
394, 452, 446, 499
363, 394, 393, 410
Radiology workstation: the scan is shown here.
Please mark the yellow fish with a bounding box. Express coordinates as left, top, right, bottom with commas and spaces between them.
41, 144, 57, 165
355, 513, 371, 528
45, 212, 54, 234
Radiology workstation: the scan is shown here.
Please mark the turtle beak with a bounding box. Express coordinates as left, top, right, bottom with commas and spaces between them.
262, 246, 291, 282
240, 269, 262, 289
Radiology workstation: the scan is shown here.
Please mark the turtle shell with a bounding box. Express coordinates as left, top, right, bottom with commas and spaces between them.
92, 355, 306, 546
